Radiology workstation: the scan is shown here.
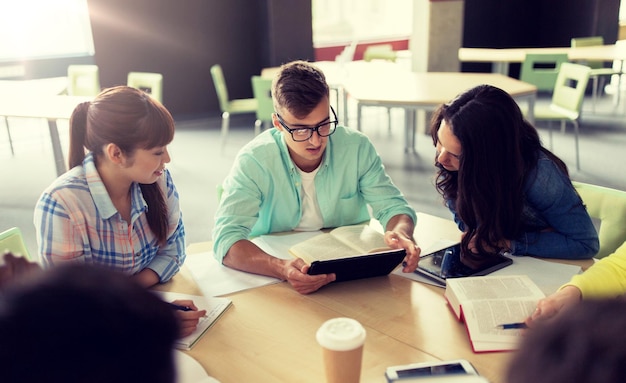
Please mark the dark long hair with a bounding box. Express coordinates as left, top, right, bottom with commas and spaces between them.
429, 85, 568, 260
68, 86, 175, 244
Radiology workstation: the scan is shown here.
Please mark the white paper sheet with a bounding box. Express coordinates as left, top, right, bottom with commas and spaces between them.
175, 350, 221, 383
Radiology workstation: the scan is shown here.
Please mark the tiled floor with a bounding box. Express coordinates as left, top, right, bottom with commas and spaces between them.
2, 91, 626, 259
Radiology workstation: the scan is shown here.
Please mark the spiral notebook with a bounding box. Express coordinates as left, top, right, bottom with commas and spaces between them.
155, 291, 232, 350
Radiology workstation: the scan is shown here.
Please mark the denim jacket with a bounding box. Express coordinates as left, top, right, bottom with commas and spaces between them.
447, 152, 599, 259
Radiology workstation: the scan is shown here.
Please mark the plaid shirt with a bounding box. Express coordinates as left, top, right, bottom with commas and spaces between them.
34, 152, 186, 282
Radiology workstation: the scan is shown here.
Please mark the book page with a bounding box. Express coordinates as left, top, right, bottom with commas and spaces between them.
450, 275, 545, 302
289, 233, 362, 263
329, 224, 389, 253
463, 299, 537, 351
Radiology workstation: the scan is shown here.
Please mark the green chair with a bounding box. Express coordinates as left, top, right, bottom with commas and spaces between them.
210, 64, 258, 152
67, 64, 100, 96
519, 53, 570, 93
0, 227, 30, 260
363, 44, 397, 62
532, 62, 591, 171
251, 76, 274, 135
127, 71, 163, 103
572, 181, 626, 259
571, 36, 621, 112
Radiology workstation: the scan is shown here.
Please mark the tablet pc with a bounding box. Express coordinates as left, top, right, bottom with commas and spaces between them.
414, 244, 512, 287
307, 248, 406, 282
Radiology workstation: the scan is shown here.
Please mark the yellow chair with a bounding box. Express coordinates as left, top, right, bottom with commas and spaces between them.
210, 64, 258, 152
572, 181, 626, 258
531, 62, 591, 171
127, 71, 163, 103
67, 64, 100, 96
0, 227, 30, 260
571, 36, 621, 112
251, 76, 274, 135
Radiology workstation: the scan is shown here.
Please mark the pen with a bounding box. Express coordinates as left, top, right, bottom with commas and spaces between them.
495, 322, 527, 330
169, 302, 193, 311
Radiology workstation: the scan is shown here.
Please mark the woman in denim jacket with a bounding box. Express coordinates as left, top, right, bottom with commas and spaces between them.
430, 85, 598, 266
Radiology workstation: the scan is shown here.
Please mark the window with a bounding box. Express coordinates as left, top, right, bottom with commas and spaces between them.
312, 0, 412, 46
0, 0, 94, 61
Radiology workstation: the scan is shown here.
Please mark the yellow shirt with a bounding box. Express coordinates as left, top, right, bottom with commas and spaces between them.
565, 241, 626, 298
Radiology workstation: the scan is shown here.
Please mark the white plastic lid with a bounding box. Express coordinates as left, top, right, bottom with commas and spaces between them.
316, 317, 366, 351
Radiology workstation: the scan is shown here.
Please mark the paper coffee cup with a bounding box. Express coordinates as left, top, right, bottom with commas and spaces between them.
316, 317, 366, 383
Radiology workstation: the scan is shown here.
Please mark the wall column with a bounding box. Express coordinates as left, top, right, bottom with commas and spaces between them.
410, 0, 464, 73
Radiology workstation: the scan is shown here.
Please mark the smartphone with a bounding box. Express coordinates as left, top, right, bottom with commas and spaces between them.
385, 359, 479, 381
414, 244, 512, 287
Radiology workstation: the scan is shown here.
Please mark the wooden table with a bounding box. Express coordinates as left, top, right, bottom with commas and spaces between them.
153, 212, 595, 383
0, 77, 88, 176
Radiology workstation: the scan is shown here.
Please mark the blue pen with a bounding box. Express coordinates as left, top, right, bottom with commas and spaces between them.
495, 322, 527, 330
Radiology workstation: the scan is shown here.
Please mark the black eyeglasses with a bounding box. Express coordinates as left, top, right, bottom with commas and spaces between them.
276, 106, 338, 142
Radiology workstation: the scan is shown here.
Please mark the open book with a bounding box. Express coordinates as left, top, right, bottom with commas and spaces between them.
156, 291, 232, 350
444, 275, 545, 353
288, 224, 406, 282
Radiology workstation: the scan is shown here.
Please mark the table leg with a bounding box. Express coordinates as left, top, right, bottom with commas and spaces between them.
493, 62, 510, 76
356, 103, 362, 132
48, 118, 67, 176
3, 117, 14, 156
612, 60, 624, 110
525, 94, 535, 125
405, 109, 416, 154
343, 88, 349, 128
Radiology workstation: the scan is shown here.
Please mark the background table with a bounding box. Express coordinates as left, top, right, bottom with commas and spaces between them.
459, 43, 626, 76
340, 69, 537, 152
0, 78, 88, 176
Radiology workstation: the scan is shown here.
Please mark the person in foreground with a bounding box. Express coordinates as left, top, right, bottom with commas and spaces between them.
527, 240, 626, 325
430, 84, 598, 267
0, 263, 179, 383
212, 60, 419, 294
33, 86, 205, 331
507, 298, 626, 383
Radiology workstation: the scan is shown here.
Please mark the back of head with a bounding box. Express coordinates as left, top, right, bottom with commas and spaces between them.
507, 298, 626, 383
0, 264, 179, 383
272, 60, 329, 118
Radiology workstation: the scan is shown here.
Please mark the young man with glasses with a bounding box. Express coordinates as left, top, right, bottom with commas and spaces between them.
213, 60, 419, 294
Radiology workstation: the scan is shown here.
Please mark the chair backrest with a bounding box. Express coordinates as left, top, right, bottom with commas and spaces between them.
571, 36, 605, 70
67, 64, 100, 96
519, 53, 570, 92
336, 40, 358, 63
363, 44, 397, 62
210, 64, 230, 113
550, 62, 591, 119
0, 227, 30, 260
127, 71, 163, 103
573, 181, 626, 258
251, 75, 274, 123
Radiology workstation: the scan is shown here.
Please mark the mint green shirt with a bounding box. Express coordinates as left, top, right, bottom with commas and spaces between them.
212, 126, 416, 262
